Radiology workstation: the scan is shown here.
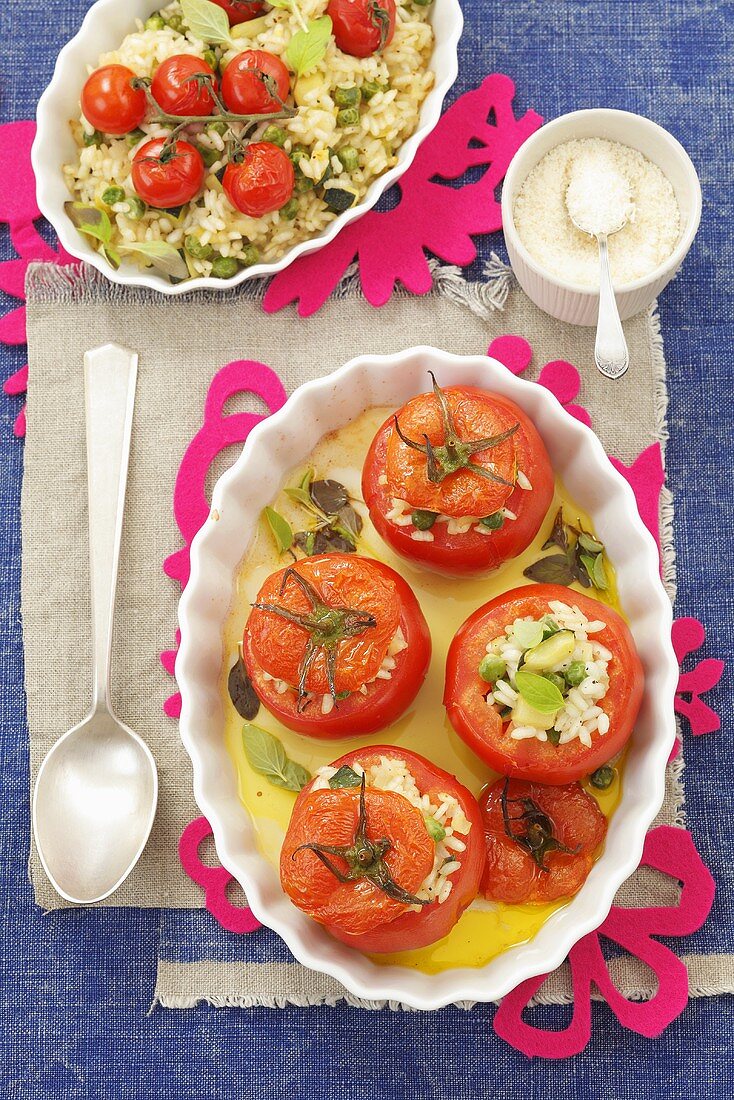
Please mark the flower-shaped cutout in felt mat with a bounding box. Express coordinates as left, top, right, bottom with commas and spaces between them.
164, 345, 722, 1050
263, 74, 542, 317
0, 121, 76, 437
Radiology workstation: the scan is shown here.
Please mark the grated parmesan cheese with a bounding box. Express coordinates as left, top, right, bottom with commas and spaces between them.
513, 138, 680, 288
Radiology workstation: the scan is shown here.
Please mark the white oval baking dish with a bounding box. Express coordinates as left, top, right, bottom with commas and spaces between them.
176, 347, 677, 1009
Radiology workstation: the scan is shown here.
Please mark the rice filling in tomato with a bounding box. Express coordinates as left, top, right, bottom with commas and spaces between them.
311, 755, 473, 908
484, 599, 612, 749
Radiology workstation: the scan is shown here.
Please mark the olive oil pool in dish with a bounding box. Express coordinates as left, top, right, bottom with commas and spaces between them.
221, 403, 626, 974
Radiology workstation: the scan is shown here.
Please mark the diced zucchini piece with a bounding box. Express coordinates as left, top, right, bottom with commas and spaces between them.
511, 696, 558, 731
522, 629, 575, 671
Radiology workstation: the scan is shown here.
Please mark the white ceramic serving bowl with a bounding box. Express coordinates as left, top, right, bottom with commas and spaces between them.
32, 0, 462, 296
176, 347, 677, 1010
501, 109, 702, 325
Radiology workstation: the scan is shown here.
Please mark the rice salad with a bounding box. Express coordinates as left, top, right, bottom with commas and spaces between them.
63, 0, 435, 281
311, 754, 472, 909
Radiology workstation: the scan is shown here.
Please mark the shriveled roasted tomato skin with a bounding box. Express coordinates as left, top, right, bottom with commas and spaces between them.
362, 389, 554, 576
243, 558, 431, 738
444, 584, 644, 784
80, 64, 147, 135
327, 0, 397, 58
481, 778, 607, 904
210, 0, 266, 25
322, 748, 485, 953
223, 142, 295, 217
131, 138, 205, 208
151, 54, 218, 117
281, 785, 434, 935
221, 50, 290, 114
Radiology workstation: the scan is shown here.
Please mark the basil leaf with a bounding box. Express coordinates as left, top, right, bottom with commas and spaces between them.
180, 0, 236, 46
510, 619, 544, 651
578, 532, 605, 555
119, 240, 189, 280
298, 466, 314, 491
242, 723, 310, 792
64, 202, 112, 245
514, 669, 565, 714
523, 554, 576, 586
309, 478, 349, 515
542, 508, 568, 552
228, 656, 260, 720
284, 485, 319, 511
592, 553, 608, 590
294, 526, 355, 555
328, 764, 362, 789
286, 15, 332, 78
264, 506, 293, 554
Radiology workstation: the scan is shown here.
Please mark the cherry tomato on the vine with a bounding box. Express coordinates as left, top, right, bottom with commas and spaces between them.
209, 0, 266, 26
222, 142, 295, 218
327, 0, 397, 58
80, 64, 147, 135
151, 54, 218, 117
131, 138, 205, 208
221, 50, 290, 115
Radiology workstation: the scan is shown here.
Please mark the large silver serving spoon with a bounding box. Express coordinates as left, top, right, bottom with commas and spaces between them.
566, 162, 632, 379
33, 344, 158, 904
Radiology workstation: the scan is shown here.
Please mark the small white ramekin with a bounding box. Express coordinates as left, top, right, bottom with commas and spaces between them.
33, 0, 462, 296
501, 109, 702, 325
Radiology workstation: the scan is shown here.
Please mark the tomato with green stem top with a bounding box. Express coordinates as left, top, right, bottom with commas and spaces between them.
281, 746, 485, 951
327, 0, 397, 58
150, 54, 218, 117
480, 777, 607, 903
221, 50, 291, 115
243, 555, 431, 738
444, 584, 644, 783
81, 64, 147, 135
362, 376, 554, 575
131, 138, 205, 208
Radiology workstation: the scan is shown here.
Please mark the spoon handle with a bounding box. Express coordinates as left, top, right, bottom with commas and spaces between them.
595, 233, 630, 379
84, 344, 138, 713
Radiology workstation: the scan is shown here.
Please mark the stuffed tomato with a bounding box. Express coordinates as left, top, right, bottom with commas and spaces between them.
243, 555, 430, 738
362, 374, 554, 575
480, 778, 607, 904
280, 747, 485, 952
444, 584, 644, 784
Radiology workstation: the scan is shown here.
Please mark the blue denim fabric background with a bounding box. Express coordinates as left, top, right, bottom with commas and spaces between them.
1, 2, 732, 1097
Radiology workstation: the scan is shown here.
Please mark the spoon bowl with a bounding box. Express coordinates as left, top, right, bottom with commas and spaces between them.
32, 344, 158, 904
33, 710, 157, 903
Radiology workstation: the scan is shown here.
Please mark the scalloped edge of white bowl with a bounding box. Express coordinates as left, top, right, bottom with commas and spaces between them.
176, 347, 677, 1010
32, 0, 462, 296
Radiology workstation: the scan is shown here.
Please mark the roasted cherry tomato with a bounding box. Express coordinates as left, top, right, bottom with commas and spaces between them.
444, 584, 644, 784
281, 747, 485, 952
209, 0, 266, 25
221, 50, 290, 115
327, 0, 396, 58
80, 64, 147, 135
150, 54, 218, 117
131, 138, 205, 208
481, 778, 607, 904
362, 377, 554, 576
222, 142, 295, 217
243, 555, 431, 738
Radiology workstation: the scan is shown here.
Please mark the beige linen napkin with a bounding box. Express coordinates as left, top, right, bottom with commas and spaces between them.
23, 260, 690, 1004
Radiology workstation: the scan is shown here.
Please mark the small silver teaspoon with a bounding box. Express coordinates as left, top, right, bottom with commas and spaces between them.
33, 344, 158, 904
566, 165, 632, 379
